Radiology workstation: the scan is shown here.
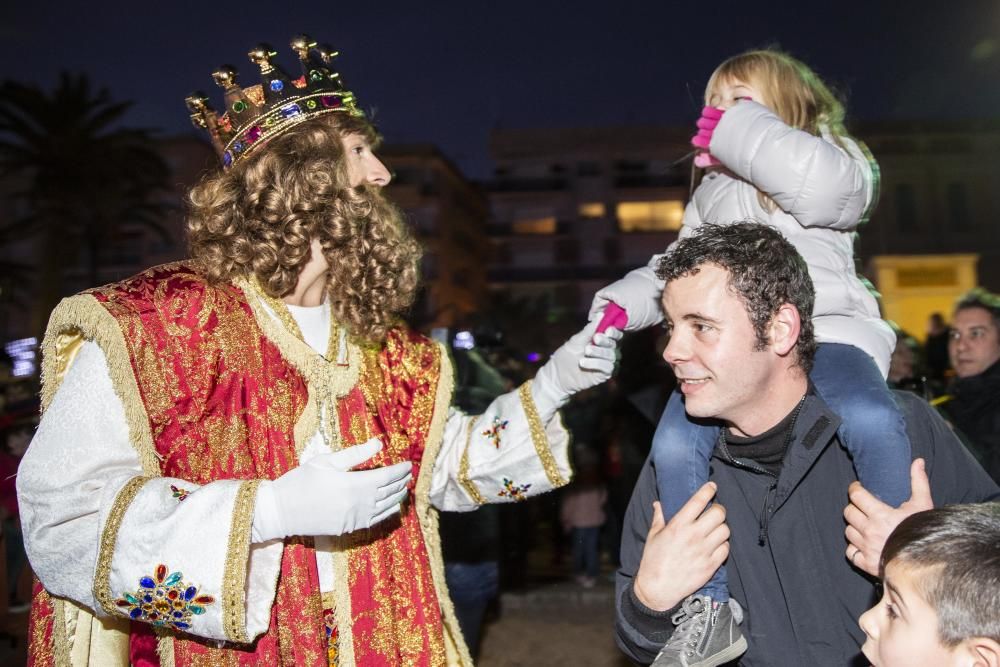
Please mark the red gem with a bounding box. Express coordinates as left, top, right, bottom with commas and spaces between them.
167, 590, 178, 599
155, 564, 167, 583
194, 595, 215, 604
246, 126, 262, 143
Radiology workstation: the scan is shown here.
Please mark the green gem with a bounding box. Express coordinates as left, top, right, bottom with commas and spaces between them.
309, 70, 323, 81
306, 100, 317, 109
190, 605, 205, 615
232, 101, 247, 113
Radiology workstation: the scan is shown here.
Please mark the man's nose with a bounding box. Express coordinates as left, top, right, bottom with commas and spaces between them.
367, 157, 391, 186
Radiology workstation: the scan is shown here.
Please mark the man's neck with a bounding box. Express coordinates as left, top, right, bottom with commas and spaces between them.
727, 370, 809, 438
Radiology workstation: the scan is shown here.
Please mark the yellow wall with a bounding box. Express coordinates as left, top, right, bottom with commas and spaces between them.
871, 254, 979, 341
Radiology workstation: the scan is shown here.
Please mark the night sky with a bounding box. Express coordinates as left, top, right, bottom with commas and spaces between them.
2, 0, 998, 178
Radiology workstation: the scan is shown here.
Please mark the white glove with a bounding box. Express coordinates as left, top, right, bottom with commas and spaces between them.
251, 437, 412, 542
531, 320, 622, 421
588, 264, 665, 331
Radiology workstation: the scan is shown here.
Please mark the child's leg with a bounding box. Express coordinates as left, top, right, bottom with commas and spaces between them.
811, 343, 912, 507
652, 391, 728, 602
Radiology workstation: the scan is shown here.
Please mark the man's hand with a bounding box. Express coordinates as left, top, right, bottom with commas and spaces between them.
843, 458, 933, 576
633, 482, 729, 612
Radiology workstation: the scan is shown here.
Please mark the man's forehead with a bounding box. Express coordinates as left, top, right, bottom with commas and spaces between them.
662, 265, 735, 307
954, 307, 997, 329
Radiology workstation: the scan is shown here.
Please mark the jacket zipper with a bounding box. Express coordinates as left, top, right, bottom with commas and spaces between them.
717, 436, 779, 546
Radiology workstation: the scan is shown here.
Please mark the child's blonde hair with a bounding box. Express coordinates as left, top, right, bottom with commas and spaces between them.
705, 48, 847, 139
702, 48, 874, 213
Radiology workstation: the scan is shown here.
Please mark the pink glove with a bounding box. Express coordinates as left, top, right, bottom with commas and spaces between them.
691, 106, 724, 168
596, 303, 628, 336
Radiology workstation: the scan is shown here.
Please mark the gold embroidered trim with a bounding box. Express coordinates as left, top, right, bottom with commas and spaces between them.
330, 545, 354, 666
51, 598, 71, 667
93, 476, 151, 616
458, 421, 485, 505
156, 632, 176, 667
223, 479, 261, 644
40, 295, 160, 476
519, 380, 567, 489
412, 345, 473, 667
236, 278, 360, 457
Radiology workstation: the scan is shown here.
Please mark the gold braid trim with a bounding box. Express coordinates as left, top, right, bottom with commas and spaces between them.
413, 345, 474, 667
330, 545, 354, 666
93, 476, 151, 615
518, 381, 568, 489
457, 421, 485, 505
156, 632, 175, 667
236, 278, 360, 457
51, 598, 71, 667
40, 294, 160, 476
222, 479, 261, 644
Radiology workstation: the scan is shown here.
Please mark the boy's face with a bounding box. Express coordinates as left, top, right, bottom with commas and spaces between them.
859, 562, 960, 666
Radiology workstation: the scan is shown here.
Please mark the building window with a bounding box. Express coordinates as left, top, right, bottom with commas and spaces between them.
895, 184, 917, 232
578, 202, 606, 218
512, 216, 557, 234
577, 162, 601, 177
947, 183, 972, 231
616, 200, 684, 232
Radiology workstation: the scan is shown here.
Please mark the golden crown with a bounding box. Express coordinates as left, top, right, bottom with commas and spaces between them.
185, 35, 364, 169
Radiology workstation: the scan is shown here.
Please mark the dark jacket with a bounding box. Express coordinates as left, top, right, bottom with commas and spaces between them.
939, 359, 1000, 483
616, 391, 999, 666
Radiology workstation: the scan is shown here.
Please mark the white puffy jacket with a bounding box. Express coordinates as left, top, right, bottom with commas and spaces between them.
594, 100, 894, 375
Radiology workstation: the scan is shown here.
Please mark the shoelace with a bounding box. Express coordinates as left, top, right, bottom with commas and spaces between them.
669, 597, 711, 654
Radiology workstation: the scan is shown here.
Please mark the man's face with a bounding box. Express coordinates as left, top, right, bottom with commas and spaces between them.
660, 264, 782, 436
948, 306, 1000, 378
342, 133, 391, 188
859, 562, 961, 667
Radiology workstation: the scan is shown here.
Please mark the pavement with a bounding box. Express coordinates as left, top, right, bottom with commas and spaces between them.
478, 574, 634, 667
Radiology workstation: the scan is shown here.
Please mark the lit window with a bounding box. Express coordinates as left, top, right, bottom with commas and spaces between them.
616, 201, 684, 232
513, 216, 557, 234
579, 203, 606, 218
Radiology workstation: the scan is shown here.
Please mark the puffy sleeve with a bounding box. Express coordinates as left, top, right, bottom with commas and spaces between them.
429, 381, 571, 512
710, 100, 877, 231
17, 341, 282, 644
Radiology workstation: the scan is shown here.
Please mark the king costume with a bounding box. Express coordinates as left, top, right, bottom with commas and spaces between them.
20, 263, 572, 667
16, 36, 595, 667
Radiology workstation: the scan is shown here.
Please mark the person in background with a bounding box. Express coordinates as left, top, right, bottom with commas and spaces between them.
560, 461, 608, 588
925, 312, 952, 383
937, 289, 1000, 482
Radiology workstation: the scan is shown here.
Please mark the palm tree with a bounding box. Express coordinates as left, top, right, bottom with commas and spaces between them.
0, 73, 173, 334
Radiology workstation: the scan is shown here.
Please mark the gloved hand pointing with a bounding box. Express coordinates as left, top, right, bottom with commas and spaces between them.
252, 437, 412, 542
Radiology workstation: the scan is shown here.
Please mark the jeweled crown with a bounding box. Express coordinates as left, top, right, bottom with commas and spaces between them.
185, 35, 364, 169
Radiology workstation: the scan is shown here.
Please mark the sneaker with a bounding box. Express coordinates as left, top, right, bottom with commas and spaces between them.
651, 594, 747, 667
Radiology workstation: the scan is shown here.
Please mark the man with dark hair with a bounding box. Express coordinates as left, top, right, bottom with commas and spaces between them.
938, 288, 1000, 482
615, 223, 998, 666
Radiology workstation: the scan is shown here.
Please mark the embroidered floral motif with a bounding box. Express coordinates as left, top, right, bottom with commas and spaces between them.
114, 563, 215, 631
481, 416, 509, 449
497, 478, 531, 501
323, 606, 339, 665
170, 485, 189, 501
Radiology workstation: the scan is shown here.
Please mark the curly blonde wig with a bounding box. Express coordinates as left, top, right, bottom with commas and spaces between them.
187, 113, 421, 343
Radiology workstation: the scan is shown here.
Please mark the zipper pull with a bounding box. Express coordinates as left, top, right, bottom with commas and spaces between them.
757, 481, 779, 546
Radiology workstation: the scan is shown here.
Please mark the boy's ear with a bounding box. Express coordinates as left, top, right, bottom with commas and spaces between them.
966, 637, 1000, 667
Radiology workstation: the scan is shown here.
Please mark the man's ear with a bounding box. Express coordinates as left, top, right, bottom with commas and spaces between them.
769, 304, 801, 358
965, 637, 1000, 667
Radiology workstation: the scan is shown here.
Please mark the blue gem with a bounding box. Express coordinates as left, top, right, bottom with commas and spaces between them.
139, 577, 155, 589
190, 605, 205, 615
164, 572, 182, 586
232, 142, 244, 153
143, 594, 152, 603
223, 152, 233, 167
184, 586, 196, 601
129, 608, 143, 619
173, 611, 183, 618
175, 622, 190, 630
270, 79, 284, 92
280, 104, 302, 119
